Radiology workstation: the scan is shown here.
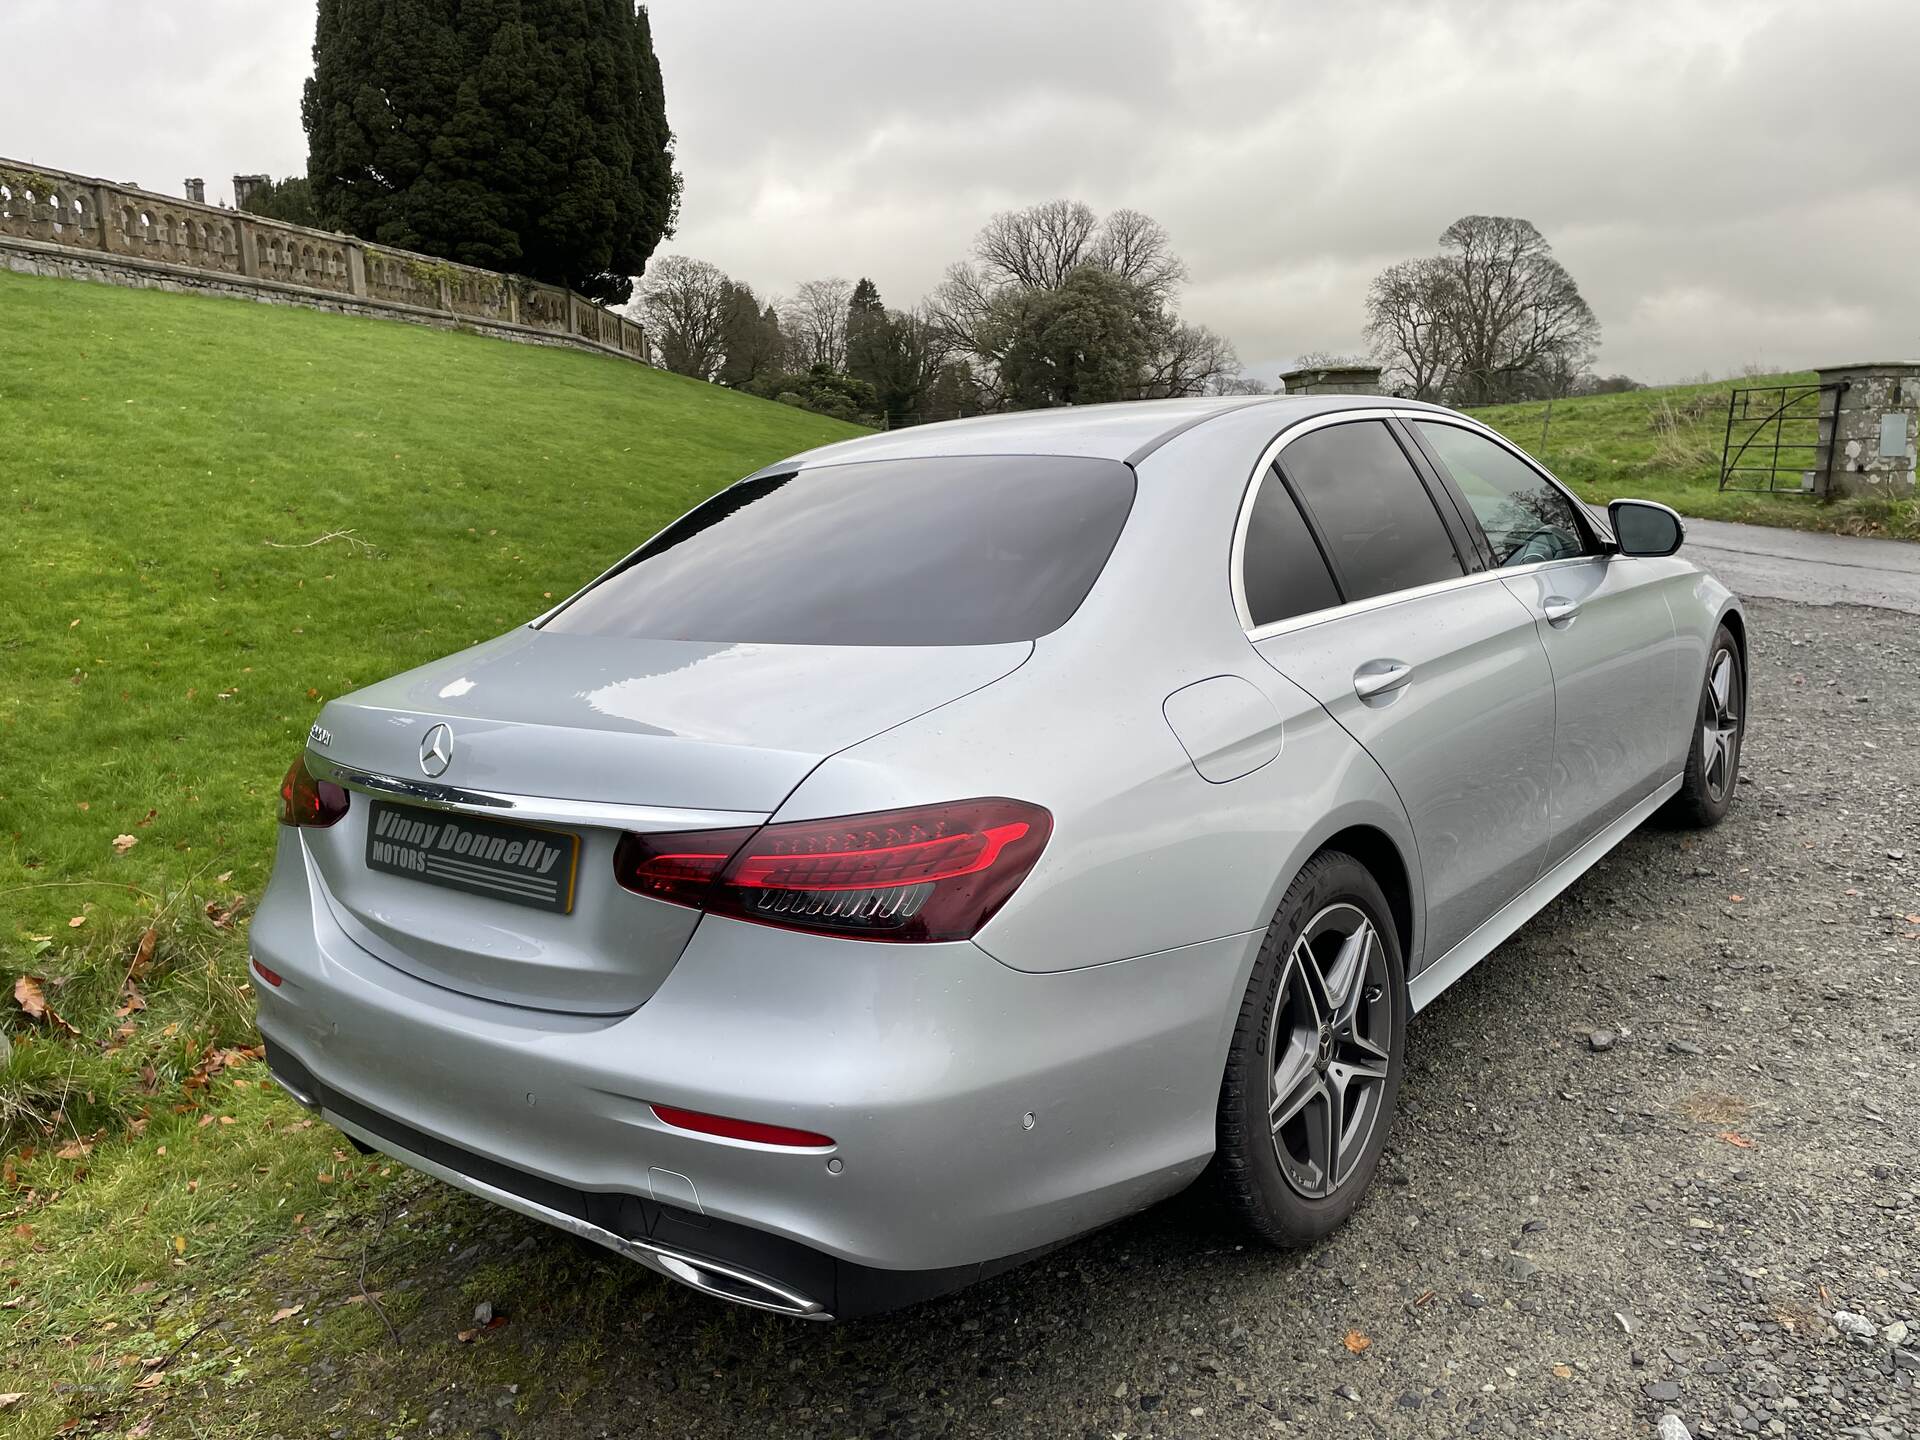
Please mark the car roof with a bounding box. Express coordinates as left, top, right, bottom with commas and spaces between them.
759, 394, 1454, 473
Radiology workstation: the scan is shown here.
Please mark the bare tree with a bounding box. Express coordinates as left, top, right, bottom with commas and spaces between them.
629, 255, 730, 380
974, 199, 1103, 290
1089, 208, 1187, 302
1435, 216, 1597, 405
1138, 320, 1239, 398
784, 277, 855, 370
1364, 257, 1457, 400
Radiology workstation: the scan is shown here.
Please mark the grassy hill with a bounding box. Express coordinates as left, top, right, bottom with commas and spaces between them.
0, 271, 863, 1436
1471, 375, 1917, 539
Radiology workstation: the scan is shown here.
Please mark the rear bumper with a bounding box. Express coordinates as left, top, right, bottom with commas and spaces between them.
251, 828, 1258, 1312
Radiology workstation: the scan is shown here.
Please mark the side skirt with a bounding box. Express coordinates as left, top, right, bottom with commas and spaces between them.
1408, 775, 1684, 1014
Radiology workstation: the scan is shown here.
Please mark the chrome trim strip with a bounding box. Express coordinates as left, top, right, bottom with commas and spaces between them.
1244, 556, 1595, 643
1407, 774, 1684, 1013
307, 759, 765, 833
1229, 406, 1598, 637
323, 1108, 833, 1320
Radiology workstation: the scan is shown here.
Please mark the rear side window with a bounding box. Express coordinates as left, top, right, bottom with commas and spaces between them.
542, 455, 1135, 646
1414, 421, 1586, 567
1242, 465, 1341, 627
1279, 421, 1465, 602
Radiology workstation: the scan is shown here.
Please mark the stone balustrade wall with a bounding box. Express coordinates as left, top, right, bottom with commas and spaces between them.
0, 158, 647, 364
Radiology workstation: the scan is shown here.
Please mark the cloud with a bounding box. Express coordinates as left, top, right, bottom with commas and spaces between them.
4, 0, 1914, 382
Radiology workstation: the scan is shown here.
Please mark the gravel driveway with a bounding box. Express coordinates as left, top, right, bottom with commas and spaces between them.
257, 593, 1918, 1440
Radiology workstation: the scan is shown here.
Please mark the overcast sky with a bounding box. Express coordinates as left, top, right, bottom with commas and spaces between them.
5, 0, 1916, 384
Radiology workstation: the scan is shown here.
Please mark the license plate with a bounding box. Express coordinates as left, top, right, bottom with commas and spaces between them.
364, 800, 579, 914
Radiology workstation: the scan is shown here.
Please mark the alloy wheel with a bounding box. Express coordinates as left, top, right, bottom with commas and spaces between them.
1266, 903, 1393, 1199
1702, 645, 1742, 803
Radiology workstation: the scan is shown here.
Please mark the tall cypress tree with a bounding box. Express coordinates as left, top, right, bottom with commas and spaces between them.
302, 0, 679, 304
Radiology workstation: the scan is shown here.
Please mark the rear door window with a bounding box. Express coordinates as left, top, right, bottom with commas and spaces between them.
1241, 465, 1342, 627
1413, 421, 1588, 567
542, 455, 1136, 645
1278, 421, 1466, 602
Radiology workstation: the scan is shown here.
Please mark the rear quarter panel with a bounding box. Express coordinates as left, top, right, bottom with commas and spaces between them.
769, 414, 1425, 977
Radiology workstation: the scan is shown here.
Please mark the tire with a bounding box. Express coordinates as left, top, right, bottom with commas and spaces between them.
1215, 850, 1407, 1247
1663, 624, 1745, 829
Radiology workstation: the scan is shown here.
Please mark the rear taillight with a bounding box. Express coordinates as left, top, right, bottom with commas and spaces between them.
613, 799, 1051, 943
278, 754, 349, 828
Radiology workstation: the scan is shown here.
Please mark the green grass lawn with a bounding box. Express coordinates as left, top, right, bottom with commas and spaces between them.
0, 269, 859, 1437
1470, 375, 1918, 539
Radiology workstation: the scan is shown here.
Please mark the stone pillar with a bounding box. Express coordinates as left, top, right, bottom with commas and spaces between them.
1816, 362, 1920, 499
184, 178, 205, 204
1278, 363, 1385, 396
92, 184, 114, 252
232, 174, 268, 210
345, 241, 366, 297
235, 217, 257, 277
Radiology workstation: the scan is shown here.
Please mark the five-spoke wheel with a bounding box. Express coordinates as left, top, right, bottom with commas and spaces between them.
1266, 904, 1393, 1198
1667, 623, 1746, 828
1217, 851, 1407, 1246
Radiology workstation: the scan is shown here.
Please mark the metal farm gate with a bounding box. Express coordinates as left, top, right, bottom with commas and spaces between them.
1718, 381, 1842, 494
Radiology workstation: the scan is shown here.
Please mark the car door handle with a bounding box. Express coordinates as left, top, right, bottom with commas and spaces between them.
1352, 659, 1414, 701
1543, 596, 1581, 627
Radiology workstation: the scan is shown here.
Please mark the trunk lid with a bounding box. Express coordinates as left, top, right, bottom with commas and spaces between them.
299, 629, 1029, 1013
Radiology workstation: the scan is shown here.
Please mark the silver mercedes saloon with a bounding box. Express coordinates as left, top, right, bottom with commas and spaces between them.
254, 396, 1747, 1319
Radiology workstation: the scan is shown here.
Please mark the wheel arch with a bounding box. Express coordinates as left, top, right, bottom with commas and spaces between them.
1315, 824, 1415, 976
1716, 602, 1749, 700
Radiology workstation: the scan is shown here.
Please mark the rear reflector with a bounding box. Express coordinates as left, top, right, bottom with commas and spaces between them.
278, 754, 349, 828
613, 798, 1051, 943
651, 1103, 834, 1149
251, 958, 284, 988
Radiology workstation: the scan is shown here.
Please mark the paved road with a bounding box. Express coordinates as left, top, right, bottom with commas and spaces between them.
1685, 519, 1920, 615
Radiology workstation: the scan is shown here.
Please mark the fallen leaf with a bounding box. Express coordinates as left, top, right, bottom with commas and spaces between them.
112, 834, 138, 855
13, 975, 47, 1020
172, 1235, 185, 1255
55, 1140, 91, 1161
13, 1224, 34, 1241
127, 1418, 154, 1438
269, 1304, 303, 1324
0, 1393, 24, 1410
215, 871, 232, 885
1719, 1131, 1755, 1149
1551, 1363, 1573, 1379
135, 808, 158, 828
68, 915, 87, 928
130, 928, 156, 978
1728, 894, 1744, 904
132, 1371, 164, 1390
114, 983, 147, 1019
1342, 1330, 1371, 1354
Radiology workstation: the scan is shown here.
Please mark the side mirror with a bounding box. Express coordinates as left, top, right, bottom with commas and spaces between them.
1608, 499, 1684, 558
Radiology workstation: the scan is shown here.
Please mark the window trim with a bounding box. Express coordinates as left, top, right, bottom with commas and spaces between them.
1230, 407, 1596, 640
1271, 417, 1476, 607
1398, 415, 1602, 565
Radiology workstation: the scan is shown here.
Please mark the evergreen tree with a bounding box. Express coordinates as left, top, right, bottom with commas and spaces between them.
238, 175, 320, 229
302, 0, 679, 304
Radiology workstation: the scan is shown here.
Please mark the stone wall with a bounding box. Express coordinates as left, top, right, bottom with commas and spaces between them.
1815, 363, 1919, 500
0, 157, 647, 365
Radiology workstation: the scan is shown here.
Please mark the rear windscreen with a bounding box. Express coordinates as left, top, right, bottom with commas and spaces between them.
541, 454, 1136, 645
